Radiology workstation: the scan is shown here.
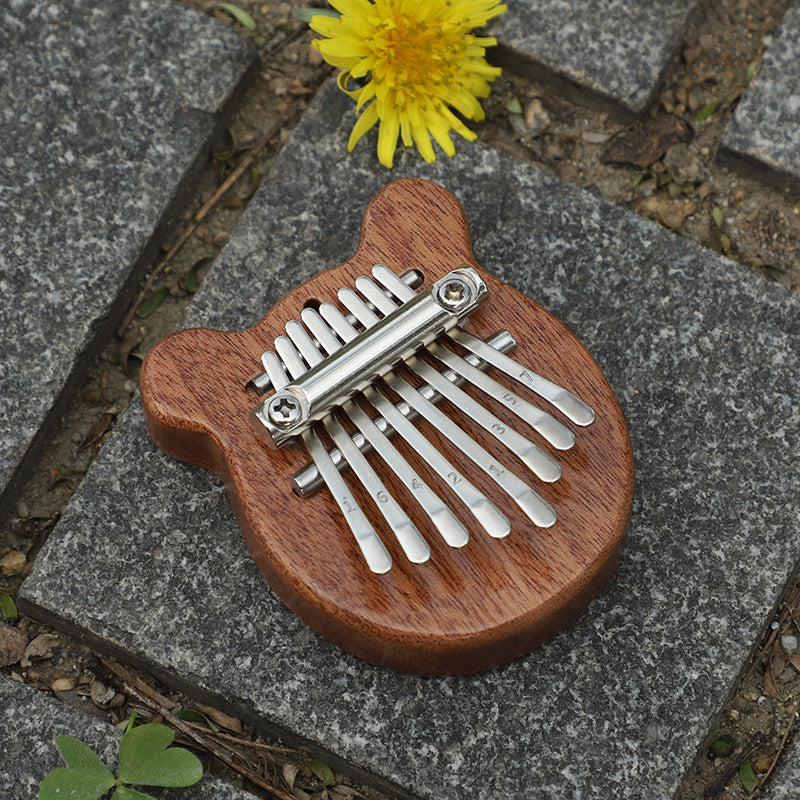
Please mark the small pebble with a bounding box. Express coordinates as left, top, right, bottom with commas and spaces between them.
52, 676, 79, 692
90, 680, 116, 707
524, 98, 551, 137
0, 550, 27, 575
781, 634, 798, 654
16, 500, 30, 518
753, 755, 772, 773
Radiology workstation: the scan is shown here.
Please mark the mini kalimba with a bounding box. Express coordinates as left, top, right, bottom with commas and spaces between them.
140, 179, 634, 675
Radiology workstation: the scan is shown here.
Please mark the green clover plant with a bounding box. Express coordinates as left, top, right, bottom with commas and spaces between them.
39, 719, 202, 800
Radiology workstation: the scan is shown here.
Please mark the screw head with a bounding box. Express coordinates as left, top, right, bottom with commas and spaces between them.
267, 394, 302, 428
436, 277, 473, 310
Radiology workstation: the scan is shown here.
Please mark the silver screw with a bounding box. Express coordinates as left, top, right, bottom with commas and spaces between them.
436, 277, 473, 310
267, 394, 302, 428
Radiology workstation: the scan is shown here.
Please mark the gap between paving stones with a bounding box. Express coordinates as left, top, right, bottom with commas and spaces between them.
0, 0, 258, 526
3, 0, 800, 798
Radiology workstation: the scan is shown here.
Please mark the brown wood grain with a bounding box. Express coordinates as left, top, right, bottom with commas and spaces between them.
140, 178, 635, 675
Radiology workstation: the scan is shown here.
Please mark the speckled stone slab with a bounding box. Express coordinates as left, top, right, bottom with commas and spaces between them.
719, 0, 800, 190
21, 80, 800, 800
769, 738, 800, 798
0, 0, 253, 514
0, 675, 258, 800
490, 0, 699, 115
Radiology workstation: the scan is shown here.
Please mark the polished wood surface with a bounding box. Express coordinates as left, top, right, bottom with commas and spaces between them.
140, 179, 634, 674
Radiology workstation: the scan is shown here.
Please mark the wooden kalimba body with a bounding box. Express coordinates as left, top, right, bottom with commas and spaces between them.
140, 179, 634, 675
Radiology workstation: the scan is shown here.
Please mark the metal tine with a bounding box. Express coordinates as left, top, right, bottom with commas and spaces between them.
452, 328, 596, 426
337, 288, 557, 529
261, 350, 392, 574
302, 307, 469, 549
317, 301, 511, 539
356, 277, 562, 483
428, 342, 575, 451
281, 324, 431, 564
290, 329, 518, 497
372, 264, 595, 427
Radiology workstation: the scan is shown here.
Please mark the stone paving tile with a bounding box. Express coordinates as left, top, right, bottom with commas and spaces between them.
0, 0, 253, 513
719, 0, 800, 190
490, 0, 700, 115
769, 737, 800, 798
0, 675, 257, 800
21, 80, 800, 799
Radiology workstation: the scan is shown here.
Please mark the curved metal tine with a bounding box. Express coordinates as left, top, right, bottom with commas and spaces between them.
372, 264, 416, 303
406, 356, 561, 482
355, 275, 397, 316
355, 275, 560, 481
318, 301, 510, 539
449, 328, 596, 427
302, 308, 469, 549
282, 324, 430, 564
337, 291, 557, 529
428, 342, 575, 451
261, 350, 391, 574
369, 267, 575, 450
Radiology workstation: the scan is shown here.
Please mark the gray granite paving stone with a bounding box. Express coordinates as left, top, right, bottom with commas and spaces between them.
21, 80, 800, 799
0, 0, 253, 516
0, 675, 258, 800
720, 0, 800, 190
769, 736, 800, 798
490, 0, 700, 116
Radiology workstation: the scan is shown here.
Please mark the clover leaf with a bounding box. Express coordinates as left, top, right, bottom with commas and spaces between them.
39, 723, 202, 800
118, 723, 202, 787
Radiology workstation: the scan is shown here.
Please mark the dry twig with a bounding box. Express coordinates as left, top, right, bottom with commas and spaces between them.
116, 115, 288, 339
98, 658, 295, 800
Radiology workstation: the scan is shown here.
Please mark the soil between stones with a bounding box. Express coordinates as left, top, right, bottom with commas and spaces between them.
2, 0, 799, 798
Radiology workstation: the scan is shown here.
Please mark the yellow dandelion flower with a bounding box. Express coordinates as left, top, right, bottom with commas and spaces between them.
310, 0, 506, 168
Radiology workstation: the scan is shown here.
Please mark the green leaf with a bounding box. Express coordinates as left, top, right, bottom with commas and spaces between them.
745, 60, 757, 85
137, 286, 168, 318
185, 257, 212, 294
39, 768, 115, 800
175, 708, 220, 732
710, 734, 737, 757
505, 97, 522, 115
740, 750, 758, 792
118, 724, 202, 788
712, 206, 724, 229
111, 787, 158, 800
39, 737, 116, 800
307, 757, 336, 787
212, 127, 238, 163
218, 3, 256, 30
55, 737, 115, 782
295, 7, 340, 22
694, 100, 718, 123
243, 165, 261, 200
0, 590, 17, 619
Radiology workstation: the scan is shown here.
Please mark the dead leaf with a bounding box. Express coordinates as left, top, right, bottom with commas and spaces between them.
764, 666, 781, 698
20, 632, 60, 667
0, 621, 27, 667
601, 115, 693, 168
78, 410, 116, 451
785, 653, 800, 672
197, 702, 243, 733
283, 763, 299, 792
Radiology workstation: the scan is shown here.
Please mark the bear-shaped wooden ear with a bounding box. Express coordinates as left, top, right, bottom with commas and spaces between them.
140, 177, 634, 675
